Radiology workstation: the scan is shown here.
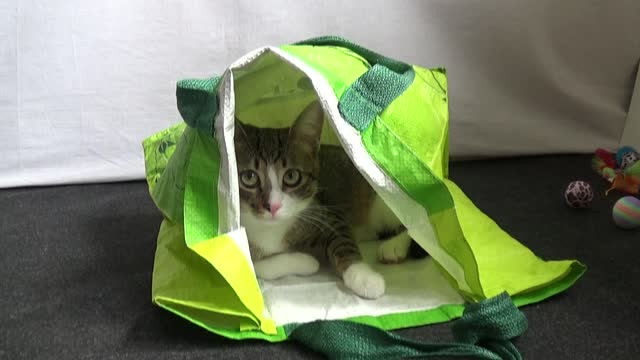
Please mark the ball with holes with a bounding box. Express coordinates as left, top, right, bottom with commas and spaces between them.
616, 146, 637, 165
612, 196, 640, 229
564, 180, 594, 208
620, 151, 640, 170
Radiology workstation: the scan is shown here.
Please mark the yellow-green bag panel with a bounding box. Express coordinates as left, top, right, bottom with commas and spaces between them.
143, 123, 190, 224
142, 122, 186, 191
183, 128, 220, 246
157, 300, 289, 342
189, 233, 276, 334
361, 118, 483, 299
444, 179, 586, 298
380, 66, 449, 179
151, 220, 257, 328
280, 45, 369, 99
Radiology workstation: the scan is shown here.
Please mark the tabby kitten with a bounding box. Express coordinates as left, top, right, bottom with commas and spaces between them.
234, 100, 425, 299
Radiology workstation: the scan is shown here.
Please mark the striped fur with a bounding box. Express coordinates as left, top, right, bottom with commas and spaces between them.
235, 101, 362, 274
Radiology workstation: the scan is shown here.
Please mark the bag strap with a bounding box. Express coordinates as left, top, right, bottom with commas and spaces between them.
176, 76, 221, 136
294, 35, 412, 74
338, 64, 415, 131
287, 292, 527, 360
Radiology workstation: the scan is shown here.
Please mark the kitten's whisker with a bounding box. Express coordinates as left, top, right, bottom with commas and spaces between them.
305, 204, 349, 218
295, 215, 329, 235
295, 213, 329, 232
309, 202, 349, 209
293, 214, 331, 235
296, 212, 342, 237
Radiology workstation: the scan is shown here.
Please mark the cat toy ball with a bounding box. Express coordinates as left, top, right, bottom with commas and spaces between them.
564, 180, 594, 208
612, 196, 640, 229
615, 146, 637, 166
620, 151, 640, 170
592, 147, 640, 195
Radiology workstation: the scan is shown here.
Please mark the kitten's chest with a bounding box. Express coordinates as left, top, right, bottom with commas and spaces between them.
242, 216, 294, 258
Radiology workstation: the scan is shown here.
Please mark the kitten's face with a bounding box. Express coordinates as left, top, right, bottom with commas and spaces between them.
234, 101, 324, 223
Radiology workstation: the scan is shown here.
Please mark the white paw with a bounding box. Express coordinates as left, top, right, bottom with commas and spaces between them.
254, 261, 281, 280
254, 252, 319, 280
343, 262, 385, 299
253, 261, 279, 280
288, 253, 320, 276
377, 234, 411, 264
351, 225, 378, 243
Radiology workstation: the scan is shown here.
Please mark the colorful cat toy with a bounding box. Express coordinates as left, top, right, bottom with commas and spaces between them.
592, 146, 640, 195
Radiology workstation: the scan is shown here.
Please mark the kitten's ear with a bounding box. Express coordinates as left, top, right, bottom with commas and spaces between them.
234, 117, 253, 155
288, 100, 324, 152
234, 117, 246, 142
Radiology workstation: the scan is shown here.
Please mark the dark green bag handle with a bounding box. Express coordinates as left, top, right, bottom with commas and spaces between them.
287, 292, 528, 360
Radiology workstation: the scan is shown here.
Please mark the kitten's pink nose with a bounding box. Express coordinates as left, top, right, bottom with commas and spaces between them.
268, 202, 282, 216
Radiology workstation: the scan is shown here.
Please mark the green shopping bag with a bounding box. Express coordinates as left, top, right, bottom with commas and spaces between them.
142, 36, 585, 347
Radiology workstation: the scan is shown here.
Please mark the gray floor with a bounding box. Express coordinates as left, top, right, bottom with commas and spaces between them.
2, 155, 639, 359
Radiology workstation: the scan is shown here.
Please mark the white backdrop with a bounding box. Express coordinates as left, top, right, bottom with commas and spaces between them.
1, 0, 639, 187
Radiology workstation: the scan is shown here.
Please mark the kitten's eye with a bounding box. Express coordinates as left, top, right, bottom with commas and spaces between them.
240, 170, 259, 188
283, 169, 301, 187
